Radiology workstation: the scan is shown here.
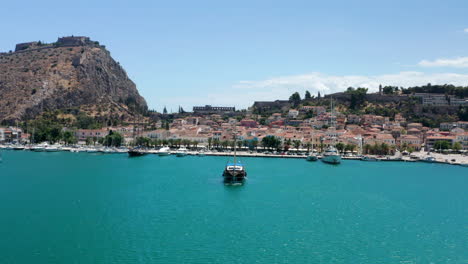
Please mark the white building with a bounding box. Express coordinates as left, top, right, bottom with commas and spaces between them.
288, 109, 299, 118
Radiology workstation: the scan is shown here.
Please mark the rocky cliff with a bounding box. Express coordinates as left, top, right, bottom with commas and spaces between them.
0, 36, 147, 122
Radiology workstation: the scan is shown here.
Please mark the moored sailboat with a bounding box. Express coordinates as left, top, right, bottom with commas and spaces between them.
223, 132, 247, 184
321, 97, 341, 165
306, 150, 318, 161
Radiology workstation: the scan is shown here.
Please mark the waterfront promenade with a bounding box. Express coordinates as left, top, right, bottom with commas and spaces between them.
1, 144, 467, 166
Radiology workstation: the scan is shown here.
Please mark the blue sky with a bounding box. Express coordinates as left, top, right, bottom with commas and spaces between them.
1, 0, 468, 111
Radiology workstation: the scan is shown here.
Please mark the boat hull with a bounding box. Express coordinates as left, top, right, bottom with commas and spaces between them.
128, 150, 147, 157
223, 170, 247, 183
306, 156, 318, 161
176, 153, 187, 157
322, 155, 341, 164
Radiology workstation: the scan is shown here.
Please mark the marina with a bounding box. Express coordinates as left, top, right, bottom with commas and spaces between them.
1, 144, 468, 166
0, 151, 466, 263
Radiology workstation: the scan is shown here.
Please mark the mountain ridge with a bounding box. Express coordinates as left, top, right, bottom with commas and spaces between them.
0, 36, 147, 123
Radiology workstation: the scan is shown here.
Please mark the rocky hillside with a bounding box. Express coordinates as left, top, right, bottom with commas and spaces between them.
0, 36, 147, 123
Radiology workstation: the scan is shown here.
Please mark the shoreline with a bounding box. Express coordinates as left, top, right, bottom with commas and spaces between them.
1, 145, 467, 167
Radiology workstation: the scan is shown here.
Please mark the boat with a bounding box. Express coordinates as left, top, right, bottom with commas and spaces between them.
306, 152, 318, 161
157, 147, 171, 156
128, 147, 147, 157
30, 143, 47, 152
422, 156, 436, 163
85, 148, 98, 153
196, 151, 206, 157
321, 146, 341, 164
12, 145, 25, 150
175, 147, 188, 157
321, 98, 341, 165
361, 156, 378, 161
45, 144, 61, 152
223, 132, 247, 184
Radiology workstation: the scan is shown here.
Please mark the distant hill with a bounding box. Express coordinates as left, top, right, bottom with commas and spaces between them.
0, 36, 147, 123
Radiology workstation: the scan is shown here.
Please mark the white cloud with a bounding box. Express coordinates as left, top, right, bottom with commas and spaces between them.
163, 71, 468, 110
464, 28, 468, 33
419, 57, 468, 68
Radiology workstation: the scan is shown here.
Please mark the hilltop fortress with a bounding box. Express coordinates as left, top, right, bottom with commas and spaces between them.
0, 36, 101, 55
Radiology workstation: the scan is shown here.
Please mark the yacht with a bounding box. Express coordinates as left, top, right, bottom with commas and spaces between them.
175, 147, 188, 157
157, 147, 171, 156
223, 133, 247, 184
128, 146, 147, 157
45, 144, 61, 152
321, 146, 341, 164
321, 98, 341, 165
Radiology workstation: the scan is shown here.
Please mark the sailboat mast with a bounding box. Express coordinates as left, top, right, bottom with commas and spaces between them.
233, 131, 237, 165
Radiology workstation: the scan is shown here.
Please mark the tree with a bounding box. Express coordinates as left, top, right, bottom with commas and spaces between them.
208, 137, 213, 149
103, 131, 124, 147
345, 144, 356, 152
163, 106, 168, 114
346, 87, 368, 110
335, 142, 345, 153
305, 90, 311, 99
318, 91, 321, 99
85, 137, 93, 146
304, 142, 312, 152
261, 135, 281, 150
135, 136, 151, 147
433, 140, 451, 151
289, 92, 301, 107
62, 131, 77, 145
293, 140, 301, 150
251, 139, 259, 150
452, 142, 462, 152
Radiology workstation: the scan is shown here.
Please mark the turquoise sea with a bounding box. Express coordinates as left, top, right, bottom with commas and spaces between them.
0, 151, 467, 264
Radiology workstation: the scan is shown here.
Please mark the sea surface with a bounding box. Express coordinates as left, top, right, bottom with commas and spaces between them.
0, 151, 467, 264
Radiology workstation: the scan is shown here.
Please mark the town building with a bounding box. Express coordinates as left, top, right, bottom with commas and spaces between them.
74, 129, 108, 141
193, 105, 235, 114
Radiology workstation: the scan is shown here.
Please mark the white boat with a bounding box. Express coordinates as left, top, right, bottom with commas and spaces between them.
196, 151, 206, 157
361, 156, 378, 161
321, 98, 341, 165
45, 144, 61, 152
30, 143, 48, 152
86, 148, 98, 153
321, 146, 341, 164
422, 156, 436, 163
157, 147, 171, 156
175, 147, 188, 157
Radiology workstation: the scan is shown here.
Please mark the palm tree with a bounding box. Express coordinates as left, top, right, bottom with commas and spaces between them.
252, 139, 258, 150
207, 137, 213, 149
293, 140, 301, 151
192, 141, 199, 150
335, 142, 345, 153
304, 142, 312, 152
